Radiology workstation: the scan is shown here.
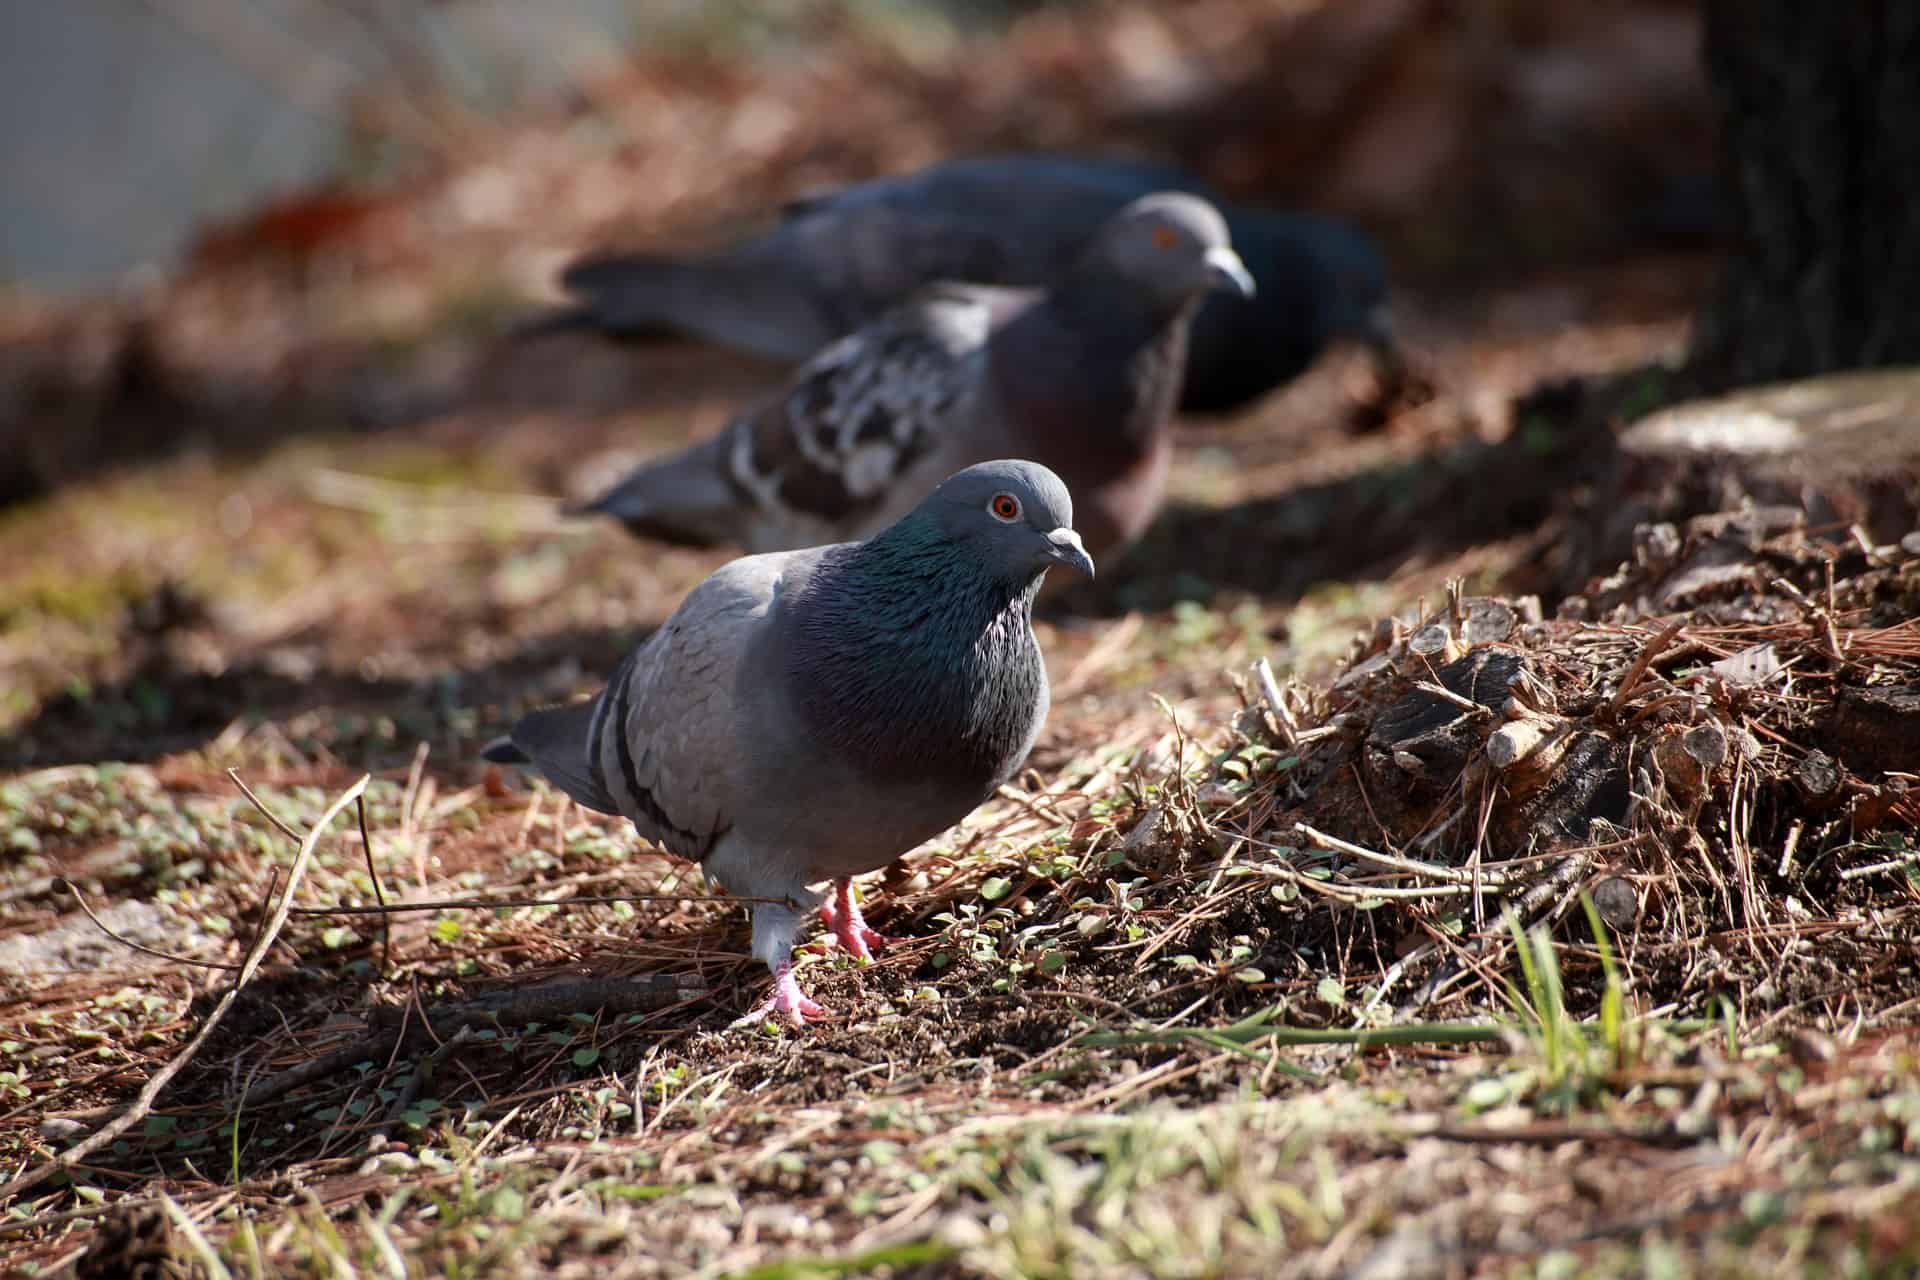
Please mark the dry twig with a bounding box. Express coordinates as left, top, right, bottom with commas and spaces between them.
0, 773, 370, 1204
58, 879, 241, 972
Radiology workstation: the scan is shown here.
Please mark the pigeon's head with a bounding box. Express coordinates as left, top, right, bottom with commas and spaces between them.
1081, 193, 1255, 308
922, 460, 1095, 583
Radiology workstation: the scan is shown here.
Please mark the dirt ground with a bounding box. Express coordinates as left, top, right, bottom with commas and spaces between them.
3, 4, 1918, 1278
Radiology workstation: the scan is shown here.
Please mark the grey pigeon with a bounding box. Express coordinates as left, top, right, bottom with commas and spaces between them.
574, 192, 1252, 562
534, 152, 1394, 413
483, 460, 1094, 1023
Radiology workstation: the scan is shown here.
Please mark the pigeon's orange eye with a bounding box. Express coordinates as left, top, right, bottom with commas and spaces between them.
989, 493, 1021, 522
1152, 225, 1178, 250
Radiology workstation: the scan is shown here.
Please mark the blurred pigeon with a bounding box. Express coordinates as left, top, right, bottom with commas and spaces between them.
483, 460, 1094, 1023
534, 152, 1395, 413
575, 192, 1252, 560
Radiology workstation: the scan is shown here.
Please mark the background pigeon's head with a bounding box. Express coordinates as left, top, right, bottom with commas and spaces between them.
919, 459, 1094, 584
1079, 193, 1256, 310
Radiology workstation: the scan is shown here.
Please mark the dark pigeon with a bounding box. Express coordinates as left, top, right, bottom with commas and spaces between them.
530, 152, 1394, 414
573, 192, 1253, 562
484, 460, 1095, 1023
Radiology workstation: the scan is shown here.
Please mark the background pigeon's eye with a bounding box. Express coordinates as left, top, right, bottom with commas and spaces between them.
989, 493, 1022, 522
1152, 224, 1178, 250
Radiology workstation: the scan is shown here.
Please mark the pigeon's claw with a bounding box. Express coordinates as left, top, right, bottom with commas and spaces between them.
739, 959, 826, 1027
821, 879, 893, 962
825, 914, 889, 962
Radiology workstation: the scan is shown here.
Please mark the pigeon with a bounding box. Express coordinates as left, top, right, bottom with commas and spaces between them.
574, 192, 1253, 562
533, 152, 1395, 413
483, 460, 1094, 1023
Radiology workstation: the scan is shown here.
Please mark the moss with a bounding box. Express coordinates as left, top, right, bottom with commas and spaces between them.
0, 565, 152, 631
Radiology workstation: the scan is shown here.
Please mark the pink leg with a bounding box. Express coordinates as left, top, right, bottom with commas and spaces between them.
818, 878, 890, 961
742, 958, 825, 1026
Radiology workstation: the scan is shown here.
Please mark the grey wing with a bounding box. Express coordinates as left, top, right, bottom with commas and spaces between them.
780, 193, 1050, 314
785, 155, 1215, 295
723, 286, 993, 532
590, 554, 794, 862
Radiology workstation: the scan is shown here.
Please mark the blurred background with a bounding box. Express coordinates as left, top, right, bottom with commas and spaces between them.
12, 11, 1920, 1275
1, 0, 1738, 758
3, 0, 1712, 294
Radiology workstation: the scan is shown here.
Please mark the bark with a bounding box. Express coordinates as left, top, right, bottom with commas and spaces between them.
1692, 2, 1920, 388
1560, 368, 1920, 597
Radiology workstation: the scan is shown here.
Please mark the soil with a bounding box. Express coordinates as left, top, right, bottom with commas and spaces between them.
2, 4, 1916, 1276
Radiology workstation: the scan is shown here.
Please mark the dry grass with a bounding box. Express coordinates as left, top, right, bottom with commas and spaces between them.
0, 6, 1913, 1265
3, 388, 1918, 1275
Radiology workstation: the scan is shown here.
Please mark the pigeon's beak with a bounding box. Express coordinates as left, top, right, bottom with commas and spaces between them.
1203, 246, 1257, 299
1042, 527, 1095, 579
1359, 301, 1402, 368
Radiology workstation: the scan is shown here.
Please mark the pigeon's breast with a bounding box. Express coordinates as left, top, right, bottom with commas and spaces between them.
788, 617, 1048, 792
745, 543, 1052, 875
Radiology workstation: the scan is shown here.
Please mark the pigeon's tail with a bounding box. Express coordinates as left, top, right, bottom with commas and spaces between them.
493, 699, 621, 816
556, 247, 839, 362
507, 306, 656, 345
568, 432, 753, 550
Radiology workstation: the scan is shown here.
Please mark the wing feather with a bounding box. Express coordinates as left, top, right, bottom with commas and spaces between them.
721, 287, 993, 529
589, 553, 793, 862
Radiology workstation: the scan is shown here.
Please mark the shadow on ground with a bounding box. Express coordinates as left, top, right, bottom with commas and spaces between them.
1057, 392, 1629, 618
0, 321, 784, 510
0, 624, 649, 770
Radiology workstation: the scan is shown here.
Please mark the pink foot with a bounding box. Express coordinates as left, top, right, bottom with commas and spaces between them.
820, 878, 892, 962
739, 960, 825, 1026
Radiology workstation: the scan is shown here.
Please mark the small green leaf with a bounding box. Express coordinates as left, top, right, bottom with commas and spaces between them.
490, 1186, 525, 1221
572, 1047, 601, 1068
1038, 951, 1066, 974
1742, 1190, 1786, 1227
1316, 977, 1346, 1006
431, 917, 462, 944
602, 1183, 677, 1201
979, 877, 1012, 902
320, 926, 356, 950
1462, 1077, 1511, 1111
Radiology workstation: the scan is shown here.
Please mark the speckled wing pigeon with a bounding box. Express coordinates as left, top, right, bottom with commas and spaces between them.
483, 459, 1094, 1024
535, 152, 1393, 413
573, 192, 1253, 562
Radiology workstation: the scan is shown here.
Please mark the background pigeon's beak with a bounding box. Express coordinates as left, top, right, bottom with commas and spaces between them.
1359, 301, 1404, 374
1203, 246, 1257, 299
1043, 527, 1095, 578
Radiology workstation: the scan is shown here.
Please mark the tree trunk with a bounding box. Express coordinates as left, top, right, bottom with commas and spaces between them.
1691, 2, 1920, 389
1556, 368, 1920, 598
